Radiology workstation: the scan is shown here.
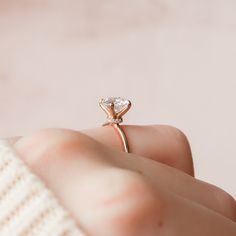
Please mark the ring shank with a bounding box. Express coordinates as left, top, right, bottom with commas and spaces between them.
107, 123, 129, 153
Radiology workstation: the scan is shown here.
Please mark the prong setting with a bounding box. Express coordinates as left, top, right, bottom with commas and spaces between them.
99, 97, 131, 124
99, 97, 131, 153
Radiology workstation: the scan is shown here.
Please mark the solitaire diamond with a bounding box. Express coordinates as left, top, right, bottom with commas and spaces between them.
100, 97, 130, 114
99, 97, 131, 125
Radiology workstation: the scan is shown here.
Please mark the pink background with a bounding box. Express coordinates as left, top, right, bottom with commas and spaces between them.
0, 1, 236, 196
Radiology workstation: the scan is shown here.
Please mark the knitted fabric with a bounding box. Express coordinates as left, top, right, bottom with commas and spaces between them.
0, 139, 86, 236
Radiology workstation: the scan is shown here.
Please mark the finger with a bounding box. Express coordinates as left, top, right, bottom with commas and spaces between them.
13, 129, 236, 235
14, 128, 236, 222
157, 186, 236, 236
86, 125, 236, 220
81, 125, 194, 176
79, 126, 235, 221
111, 147, 236, 221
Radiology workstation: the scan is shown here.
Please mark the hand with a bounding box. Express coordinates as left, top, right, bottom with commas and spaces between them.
12, 125, 236, 236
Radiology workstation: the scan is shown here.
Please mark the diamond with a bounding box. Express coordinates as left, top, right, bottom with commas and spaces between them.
100, 97, 130, 114
99, 97, 131, 126
107, 117, 123, 124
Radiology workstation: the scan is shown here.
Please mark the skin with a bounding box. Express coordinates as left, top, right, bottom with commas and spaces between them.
8, 125, 236, 236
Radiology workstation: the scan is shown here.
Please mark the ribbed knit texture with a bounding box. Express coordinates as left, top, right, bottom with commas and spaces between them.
0, 139, 86, 236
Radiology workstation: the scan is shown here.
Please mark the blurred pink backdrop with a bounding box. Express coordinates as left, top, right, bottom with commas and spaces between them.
0, 0, 236, 196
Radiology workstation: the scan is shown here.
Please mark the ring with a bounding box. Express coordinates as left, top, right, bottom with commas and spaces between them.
99, 97, 131, 153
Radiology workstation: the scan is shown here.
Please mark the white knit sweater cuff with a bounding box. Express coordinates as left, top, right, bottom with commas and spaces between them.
0, 139, 86, 236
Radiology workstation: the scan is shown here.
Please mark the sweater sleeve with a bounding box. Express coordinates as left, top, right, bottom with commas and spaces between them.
0, 139, 86, 236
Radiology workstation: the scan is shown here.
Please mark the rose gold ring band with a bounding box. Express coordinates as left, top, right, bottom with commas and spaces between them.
106, 123, 129, 153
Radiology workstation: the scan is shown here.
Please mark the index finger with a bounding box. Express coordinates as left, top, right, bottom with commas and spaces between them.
81, 124, 194, 176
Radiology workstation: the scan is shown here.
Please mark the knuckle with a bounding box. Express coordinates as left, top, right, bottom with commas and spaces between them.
151, 124, 190, 146
213, 187, 236, 220
151, 124, 193, 173
89, 169, 164, 235
161, 125, 189, 143
100, 169, 156, 203
27, 128, 88, 144
14, 128, 99, 168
